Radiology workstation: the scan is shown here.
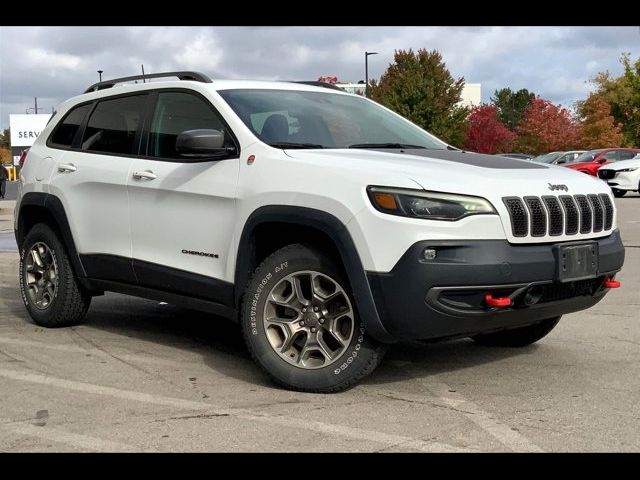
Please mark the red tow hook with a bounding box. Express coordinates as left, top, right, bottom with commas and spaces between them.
603, 277, 621, 289
484, 293, 512, 308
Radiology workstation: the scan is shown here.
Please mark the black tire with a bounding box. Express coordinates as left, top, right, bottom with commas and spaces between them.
612, 189, 626, 198
240, 243, 385, 393
19, 223, 91, 327
471, 316, 561, 347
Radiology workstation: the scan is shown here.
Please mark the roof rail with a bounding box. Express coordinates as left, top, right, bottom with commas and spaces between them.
292, 81, 345, 91
84, 71, 212, 94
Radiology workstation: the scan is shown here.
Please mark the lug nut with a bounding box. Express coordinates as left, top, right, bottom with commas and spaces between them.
313, 306, 319, 312
300, 321, 305, 326
319, 318, 325, 324
311, 327, 316, 333
302, 307, 307, 313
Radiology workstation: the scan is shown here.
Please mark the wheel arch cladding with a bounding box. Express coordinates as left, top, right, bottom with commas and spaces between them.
235, 205, 395, 343
16, 193, 87, 278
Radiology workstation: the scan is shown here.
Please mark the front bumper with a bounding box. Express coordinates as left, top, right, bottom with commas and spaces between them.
603, 172, 638, 190
367, 230, 625, 341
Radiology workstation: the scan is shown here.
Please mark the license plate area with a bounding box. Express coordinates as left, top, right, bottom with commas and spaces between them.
557, 243, 598, 282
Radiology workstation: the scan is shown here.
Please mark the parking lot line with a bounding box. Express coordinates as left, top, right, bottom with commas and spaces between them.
0, 418, 149, 452
389, 360, 543, 452
0, 367, 473, 452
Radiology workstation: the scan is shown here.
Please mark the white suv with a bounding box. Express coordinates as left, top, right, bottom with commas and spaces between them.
14, 71, 625, 392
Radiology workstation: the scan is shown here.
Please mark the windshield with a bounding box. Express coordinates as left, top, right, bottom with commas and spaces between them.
532, 152, 562, 163
218, 89, 448, 150
576, 150, 602, 163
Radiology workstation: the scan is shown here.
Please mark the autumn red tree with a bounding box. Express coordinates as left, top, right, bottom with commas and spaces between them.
576, 95, 623, 149
514, 97, 582, 155
463, 105, 515, 154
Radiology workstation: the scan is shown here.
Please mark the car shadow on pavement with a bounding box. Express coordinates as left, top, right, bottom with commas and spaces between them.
80, 293, 531, 390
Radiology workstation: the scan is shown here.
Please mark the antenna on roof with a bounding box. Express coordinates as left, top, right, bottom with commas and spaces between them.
141, 64, 146, 83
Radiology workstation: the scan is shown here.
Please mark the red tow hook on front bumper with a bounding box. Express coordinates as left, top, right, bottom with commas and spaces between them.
603, 277, 621, 289
484, 293, 512, 308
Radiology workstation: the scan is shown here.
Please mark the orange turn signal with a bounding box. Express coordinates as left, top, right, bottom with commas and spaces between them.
373, 192, 399, 211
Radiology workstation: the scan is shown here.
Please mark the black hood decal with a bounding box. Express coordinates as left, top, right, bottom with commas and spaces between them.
373, 148, 548, 169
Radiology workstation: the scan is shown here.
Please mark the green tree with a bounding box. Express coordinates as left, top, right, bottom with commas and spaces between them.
589, 53, 640, 147
490, 88, 535, 130
0, 128, 9, 149
369, 48, 469, 146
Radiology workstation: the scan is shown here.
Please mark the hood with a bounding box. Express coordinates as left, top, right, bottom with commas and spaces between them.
284, 148, 611, 199
600, 158, 640, 171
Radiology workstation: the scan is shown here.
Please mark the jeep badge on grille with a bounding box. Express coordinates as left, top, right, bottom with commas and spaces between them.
548, 183, 568, 192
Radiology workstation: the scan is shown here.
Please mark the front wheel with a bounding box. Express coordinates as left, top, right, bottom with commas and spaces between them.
471, 316, 561, 347
241, 244, 385, 393
612, 189, 626, 198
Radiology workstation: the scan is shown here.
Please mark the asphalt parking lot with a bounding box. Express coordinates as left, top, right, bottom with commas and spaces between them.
0, 193, 638, 452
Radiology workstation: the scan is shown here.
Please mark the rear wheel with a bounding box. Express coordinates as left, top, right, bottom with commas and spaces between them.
241, 243, 385, 393
19, 223, 91, 327
612, 188, 626, 198
471, 316, 561, 347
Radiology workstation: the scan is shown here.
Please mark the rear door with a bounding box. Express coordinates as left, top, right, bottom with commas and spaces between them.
47, 93, 148, 283
127, 90, 239, 302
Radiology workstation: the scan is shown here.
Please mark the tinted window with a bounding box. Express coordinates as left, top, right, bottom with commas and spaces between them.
603, 150, 619, 161
148, 92, 231, 159
577, 150, 602, 162
49, 104, 91, 147
82, 95, 146, 155
619, 150, 636, 160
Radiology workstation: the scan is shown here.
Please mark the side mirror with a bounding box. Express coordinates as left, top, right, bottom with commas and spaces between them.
556, 158, 566, 164
175, 129, 235, 158
597, 158, 607, 164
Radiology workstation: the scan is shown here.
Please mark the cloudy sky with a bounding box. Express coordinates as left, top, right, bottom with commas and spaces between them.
1, 26, 639, 129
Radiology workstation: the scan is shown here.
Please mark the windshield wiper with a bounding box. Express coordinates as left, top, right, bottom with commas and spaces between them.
268, 142, 325, 149
348, 143, 428, 149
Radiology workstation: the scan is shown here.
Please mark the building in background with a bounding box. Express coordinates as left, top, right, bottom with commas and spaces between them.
334, 80, 481, 106
9, 114, 52, 165
459, 83, 481, 108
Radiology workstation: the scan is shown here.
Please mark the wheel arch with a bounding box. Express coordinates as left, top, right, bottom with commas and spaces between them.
17, 192, 87, 277
235, 205, 394, 343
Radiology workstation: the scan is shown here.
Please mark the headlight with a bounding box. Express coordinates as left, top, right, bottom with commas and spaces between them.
617, 168, 637, 172
367, 186, 497, 221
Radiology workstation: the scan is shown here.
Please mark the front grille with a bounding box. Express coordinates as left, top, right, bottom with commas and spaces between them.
539, 278, 603, 303
542, 196, 563, 236
575, 195, 592, 234
560, 196, 579, 235
504, 198, 529, 237
588, 194, 604, 232
524, 197, 546, 237
597, 169, 616, 180
503, 193, 614, 239
600, 194, 614, 230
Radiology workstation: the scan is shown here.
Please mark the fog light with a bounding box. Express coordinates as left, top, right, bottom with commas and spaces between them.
423, 248, 437, 260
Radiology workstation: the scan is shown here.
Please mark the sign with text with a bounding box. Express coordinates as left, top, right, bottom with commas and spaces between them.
9, 114, 52, 147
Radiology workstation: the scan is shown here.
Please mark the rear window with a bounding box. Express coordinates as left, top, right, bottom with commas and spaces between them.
48, 104, 91, 147
82, 94, 146, 155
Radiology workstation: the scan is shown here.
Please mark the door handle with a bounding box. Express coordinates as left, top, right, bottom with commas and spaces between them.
58, 163, 77, 173
132, 170, 157, 181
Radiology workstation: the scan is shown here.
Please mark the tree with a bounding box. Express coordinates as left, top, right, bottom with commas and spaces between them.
491, 88, 535, 130
589, 53, 640, 147
369, 48, 469, 146
576, 95, 623, 149
514, 97, 582, 155
0, 128, 9, 149
463, 105, 516, 154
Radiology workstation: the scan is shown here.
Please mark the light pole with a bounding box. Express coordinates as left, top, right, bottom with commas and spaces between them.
365, 51, 378, 98
97, 70, 103, 82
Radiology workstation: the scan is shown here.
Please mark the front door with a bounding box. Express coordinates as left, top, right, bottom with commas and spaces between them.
127, 90, 239, 303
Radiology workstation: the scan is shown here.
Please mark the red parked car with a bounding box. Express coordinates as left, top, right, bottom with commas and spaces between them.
565, 148, 640, 176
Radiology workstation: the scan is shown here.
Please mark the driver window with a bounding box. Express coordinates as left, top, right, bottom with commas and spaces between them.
148, 91, 229, 159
